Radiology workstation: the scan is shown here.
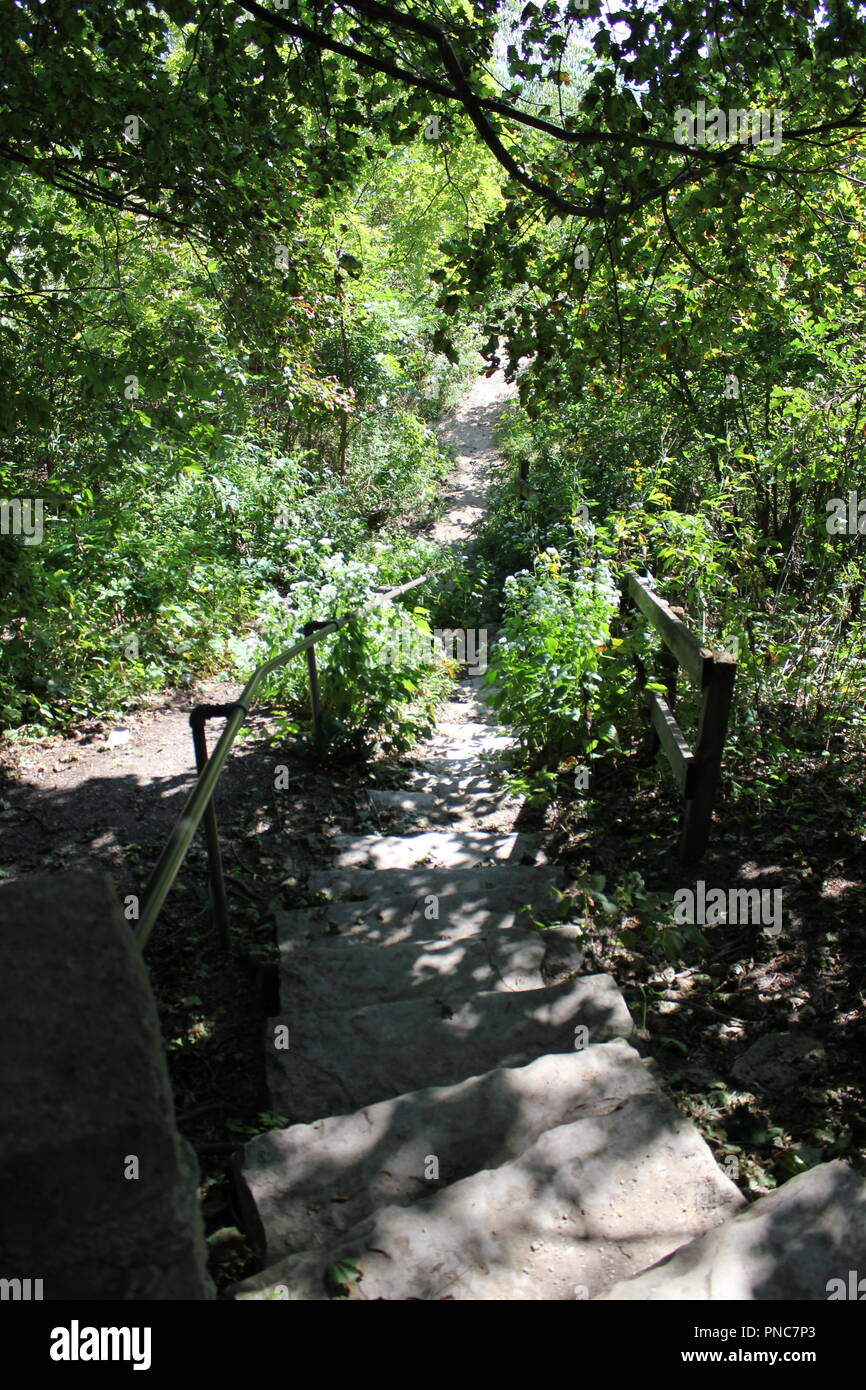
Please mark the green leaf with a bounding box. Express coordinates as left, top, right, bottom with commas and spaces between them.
324, 1258, 363, 1298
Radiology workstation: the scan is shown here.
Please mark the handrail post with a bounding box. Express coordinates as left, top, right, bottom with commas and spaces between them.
189, 706, 232, 949
623, 573, 737, 862
303, 620, 329, 752
518, 456, 529, 509
679, 654, 737, 862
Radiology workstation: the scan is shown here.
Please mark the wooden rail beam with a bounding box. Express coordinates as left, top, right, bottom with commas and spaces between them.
647, 690, 699, 797
627, 574, 715, 688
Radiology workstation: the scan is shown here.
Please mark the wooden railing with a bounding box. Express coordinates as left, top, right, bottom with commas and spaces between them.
137, 572, 433, 950
623, 574, 737, 861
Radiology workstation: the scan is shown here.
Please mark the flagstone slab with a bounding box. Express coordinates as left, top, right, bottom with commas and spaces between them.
277, 928, 583, 1013
599, 1161, 866, 1300
237, 1040, 661, 1263
266, 972, 633, 1121
233, 1084, 743, 1300
330, 829, 546, 870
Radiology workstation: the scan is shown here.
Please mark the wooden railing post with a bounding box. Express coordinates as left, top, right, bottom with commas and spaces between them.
623, 574, 737, 862
302, 619, 329, 752
679, 653, 737, 862
518, 457, 530, 509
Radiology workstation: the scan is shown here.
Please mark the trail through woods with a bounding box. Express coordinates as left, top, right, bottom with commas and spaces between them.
0, 366, 513, 887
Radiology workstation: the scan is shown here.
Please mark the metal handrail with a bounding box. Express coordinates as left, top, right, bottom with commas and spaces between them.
136, 571, 432, 949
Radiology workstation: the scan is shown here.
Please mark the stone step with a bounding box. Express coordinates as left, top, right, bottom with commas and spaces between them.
434, 702, 499, 726
417, 746, 512, 768
428, 712, 504, 728
366, 788, 519, 831
368, 788, 515, 815
232, 1081, 744, 1300
329, 829, 546, 871
307, 863, 566, 907
406, 767, 503, 796
275, 887, 569, 950
236, 1039, 661, 1265
265, 972, 633, 1121
409, 749, 509, 772
599, 1160, 866, 1300
418, 744, 513, 767
277, 927, 583, 1013
422, 722, 512, 748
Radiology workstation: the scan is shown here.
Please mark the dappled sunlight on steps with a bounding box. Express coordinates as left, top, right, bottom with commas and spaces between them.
229, 675, 747, 1299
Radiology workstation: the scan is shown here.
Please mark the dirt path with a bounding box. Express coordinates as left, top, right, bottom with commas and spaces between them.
0, 681, 263, 882
432, 367, 516, 548
0, 366, 516, 887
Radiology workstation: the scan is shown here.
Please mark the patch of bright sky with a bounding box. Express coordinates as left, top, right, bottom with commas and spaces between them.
491, 0, 657, 104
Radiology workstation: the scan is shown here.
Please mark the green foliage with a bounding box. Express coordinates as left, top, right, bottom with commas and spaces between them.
0, 44, 492, 736
251, 547, 453, 754
483, 530, 627, 767
555, 870, 707, 964
5, 0, 866, 766
344, 409, 452, 527
227, 1111, 290, 1139
487, 352, 866, 749
324, 1258, 363, 1299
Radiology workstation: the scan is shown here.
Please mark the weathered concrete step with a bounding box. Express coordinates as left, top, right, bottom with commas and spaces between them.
265, 972, 633, 1122
277, 927, 583, 1012
329, 830, 546, 870
434, 701, 499, 725
456, 668, 500, 690
427, 714, 506, 731
232, 1085, 744, 1300
417, 743, 513, 767
367, 788, 518, 831
422, 721, 512, 748
409, 748, 508, 771
307, 863, 566, 906
275, 886, 569, 950
370, 808, 517, 834
406, 767, 503, 796
599, 1160, 866, 1300
237, 1040, 661, 1264
411, 749, 511, 773
368, 788, 515, 815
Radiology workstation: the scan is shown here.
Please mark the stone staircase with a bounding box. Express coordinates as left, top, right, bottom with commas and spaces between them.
228, 669, 758, 1300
